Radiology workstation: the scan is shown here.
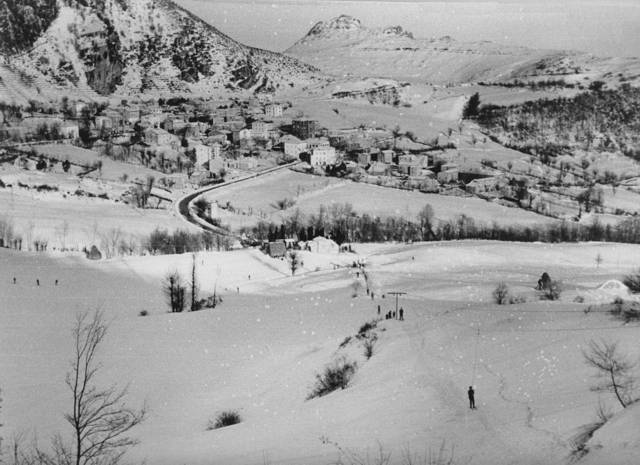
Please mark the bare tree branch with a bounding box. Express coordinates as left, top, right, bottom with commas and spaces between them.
583, 339, 636, 408
60, 311, 147, 465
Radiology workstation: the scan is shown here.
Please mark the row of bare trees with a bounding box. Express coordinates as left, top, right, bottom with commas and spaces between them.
243, 202, 640, 245
162, 254, 221, 313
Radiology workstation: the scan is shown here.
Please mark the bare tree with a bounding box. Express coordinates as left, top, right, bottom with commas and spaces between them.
391, 125, 402, 151
583, 339, 636, 408
56, 220, 70, 251
595, 253, 603, 268
24, 220, 35, 251
190, 253, 199, 311
100, 228, 123, 259
145, 176, 155, 202
0, 215, 15, 248
288, 251, 300, 276
417, 204, 436, 241
163, 271, 186, 313
493, 282, 509, 305
63, 311, 146, 465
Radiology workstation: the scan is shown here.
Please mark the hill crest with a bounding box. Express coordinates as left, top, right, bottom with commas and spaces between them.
0, 0, 324, 102
286, 15, 640, 86
293, 14, 414, 47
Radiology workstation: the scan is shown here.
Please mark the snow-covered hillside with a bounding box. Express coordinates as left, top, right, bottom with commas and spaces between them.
1, 0, 325, 100
286, 15, 640, 86
3, 241, 640, 464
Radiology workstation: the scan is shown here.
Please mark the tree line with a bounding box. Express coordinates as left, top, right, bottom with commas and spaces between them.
0, 215, 232, 257
240, 202, 640, 245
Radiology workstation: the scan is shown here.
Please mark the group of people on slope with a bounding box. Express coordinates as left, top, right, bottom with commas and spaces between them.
377, 304, 404, 321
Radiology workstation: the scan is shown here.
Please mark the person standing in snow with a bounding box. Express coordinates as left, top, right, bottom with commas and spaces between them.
399, 308, 404, 320
377, 304, 381, 316
468, 386, 476, 409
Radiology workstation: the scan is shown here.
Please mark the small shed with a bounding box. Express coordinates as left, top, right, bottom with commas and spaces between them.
268, 241, 287, 258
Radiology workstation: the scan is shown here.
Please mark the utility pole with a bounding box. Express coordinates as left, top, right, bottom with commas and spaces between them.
387, 291, 406, 315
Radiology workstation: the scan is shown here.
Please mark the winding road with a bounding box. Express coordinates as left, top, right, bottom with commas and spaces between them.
174, 161, 301, 236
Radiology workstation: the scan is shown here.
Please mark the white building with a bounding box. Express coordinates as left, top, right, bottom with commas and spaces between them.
60, 122, 79, 140
95, 115, 112, 131
75, 101, 88, 115
233, 128, 252, 142
193, 143, 213, 166
265, 103, 283, 118
310, 146, 337, 167
251, 121, 273, 139
208, 157, 224, 173
381, 149, 394, 164
437, 163, 459, 184
228, 157, 258, 170
281, 135, 308, 158
141, 111, 166, 128
144, 128, 175, 146
211, 142, 222, 159
122, 106, 141, 124
306, 137, 330, 151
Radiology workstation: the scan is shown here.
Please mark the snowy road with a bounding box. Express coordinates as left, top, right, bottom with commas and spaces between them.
174, 161, 301, 235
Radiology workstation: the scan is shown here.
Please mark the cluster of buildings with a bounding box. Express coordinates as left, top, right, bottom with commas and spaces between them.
282, 133, 338, 168
1, 98, 304, 180
2, 96, 474, 195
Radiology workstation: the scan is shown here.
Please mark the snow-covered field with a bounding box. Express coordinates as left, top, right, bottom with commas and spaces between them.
203, 169, 554, 230
0, 188, 193, 251
29, 144, 164, 182
3, 241, 640, 465
294, 93, 457, 142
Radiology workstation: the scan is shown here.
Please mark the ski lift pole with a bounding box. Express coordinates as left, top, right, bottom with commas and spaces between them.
387, 291, 406, 315
471, 326, 480, 386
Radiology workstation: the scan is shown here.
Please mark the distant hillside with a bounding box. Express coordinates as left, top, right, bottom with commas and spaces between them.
0, 0, 59, 54
286, 15, 640, 87
477, 85, 640, 161
0, 0, 324, 102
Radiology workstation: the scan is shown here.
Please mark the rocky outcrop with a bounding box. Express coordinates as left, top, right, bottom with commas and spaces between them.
332, 84, 400, 105
382, 26, 413, 39
0, 0, 59, 54
1, 0, 324, 98
306, 15, 363, 38
290, 14, 416, 47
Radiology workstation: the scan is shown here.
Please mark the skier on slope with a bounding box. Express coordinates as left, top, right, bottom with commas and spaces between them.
468, 386, 476, 409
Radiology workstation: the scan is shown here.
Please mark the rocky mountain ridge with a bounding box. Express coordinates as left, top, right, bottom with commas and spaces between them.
0, 0, 324, 102
294, 14, 413, 45
286, 15, 640, 87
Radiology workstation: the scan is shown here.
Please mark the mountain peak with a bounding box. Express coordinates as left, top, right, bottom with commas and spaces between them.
298, 16, 415, 44
306, 15, 363, 37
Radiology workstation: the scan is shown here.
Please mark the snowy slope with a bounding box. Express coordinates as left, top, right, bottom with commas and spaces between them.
3, 241, 640, 465
580, 402, 640, 465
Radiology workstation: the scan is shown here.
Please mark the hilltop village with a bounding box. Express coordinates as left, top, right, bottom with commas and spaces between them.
0, 96, 465, 194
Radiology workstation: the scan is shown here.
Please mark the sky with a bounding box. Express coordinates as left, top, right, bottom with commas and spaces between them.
173, 0, 640, 57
